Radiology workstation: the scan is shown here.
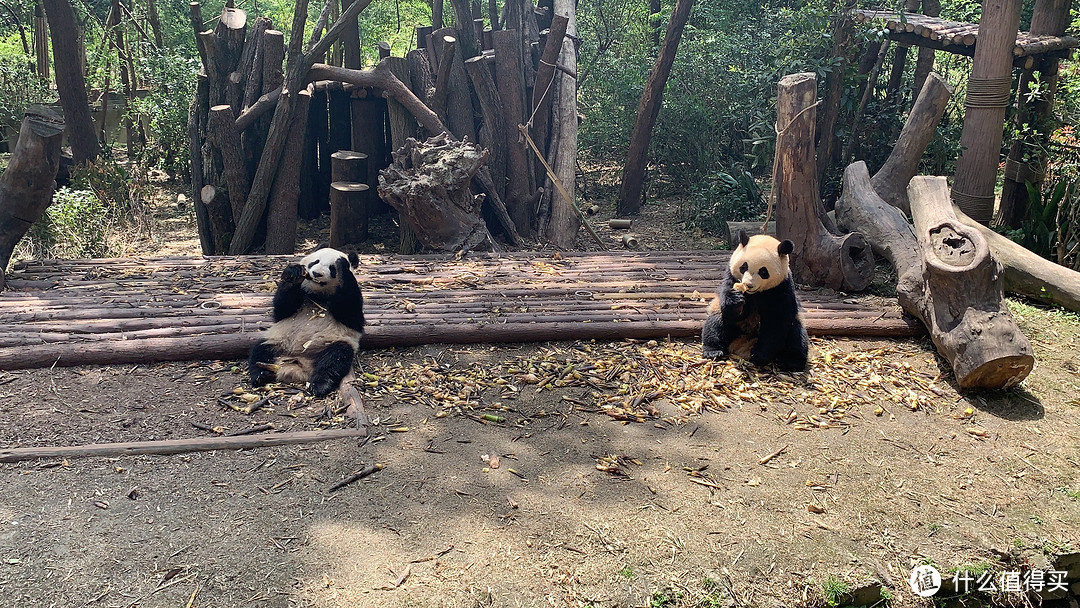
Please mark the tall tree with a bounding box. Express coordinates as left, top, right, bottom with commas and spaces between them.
615, 0, 694, 216
41, 0, 100, 164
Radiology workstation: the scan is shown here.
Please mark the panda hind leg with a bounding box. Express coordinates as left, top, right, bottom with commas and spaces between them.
701, 314, 729, 359
309, 341, 356, 397
249, 340, 279, 387
773, 326, 810, 372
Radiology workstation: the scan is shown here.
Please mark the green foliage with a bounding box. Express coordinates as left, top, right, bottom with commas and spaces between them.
1001, 175, 1079, 269
19, 188, 120, 260
130, 45, 199, 175
648, 588, 681, 608
822, 575, 851, 607
682, 166, 766, 237
618, 565, 635, 578
0, 53, 53, 135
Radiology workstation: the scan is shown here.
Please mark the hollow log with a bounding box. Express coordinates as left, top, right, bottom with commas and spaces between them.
0, 109, 64, 289
774, 73, 874, 292
954, 208, 1080, 312
265, 87, 312, 254
330, 181, 370, 246
837, 163, 1034, 389
377, 133, 492, 252
908, 176, 1034, 388
871, 73, 953, 215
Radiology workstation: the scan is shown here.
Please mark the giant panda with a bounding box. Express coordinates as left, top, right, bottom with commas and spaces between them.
701, 230, 809, 371
249, 247, 365, 396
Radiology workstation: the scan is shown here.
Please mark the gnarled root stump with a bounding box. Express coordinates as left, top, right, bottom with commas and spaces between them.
838, 165, 1033, 389
377, 132, 493, 253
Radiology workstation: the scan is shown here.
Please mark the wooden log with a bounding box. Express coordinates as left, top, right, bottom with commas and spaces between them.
235, 86, 281, 131
449, 0, 481, 58
378, 40, 392, 59
349, 96, 388, 190
528, 14, 568, 188
384, 57, 419, 150
341, 0, 362, 68
0, 109, 64, 289
774, 73, 874, 292
189, 1, 208, 66
726, 221, 775, 243
330, 181, 370, 246
207, 104, 250, 226
405, 49, 433, 107
297, 87, 323, 221
954, 207, 1080, 312
0, 429, 367, 463
907, 176, 1034, 388
331, 150, 369, 184
311, 87, 332, 219
431, 35, 456, 118
201, 185, 235, 254
464, 54, 507, 202
493, 28, 535, 235
188, 95, 214, 255
912, 0, 941, 97
951, 0, 1023, 223
265, 87, 312, 254
433, 31, 477, 143
871, 72, 953, 215
233, 17, 270, 113
544, 4, 581, 249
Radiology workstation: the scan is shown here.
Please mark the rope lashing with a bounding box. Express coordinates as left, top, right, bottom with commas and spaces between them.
963, 76, 1012, 109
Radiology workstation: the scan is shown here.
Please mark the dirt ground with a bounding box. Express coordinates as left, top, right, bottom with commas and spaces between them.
2, 184, 1080, 608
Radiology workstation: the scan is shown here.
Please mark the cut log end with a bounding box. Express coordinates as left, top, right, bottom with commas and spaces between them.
957, 354, 1034, 390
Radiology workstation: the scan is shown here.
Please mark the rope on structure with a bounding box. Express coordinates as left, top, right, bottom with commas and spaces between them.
951, 189, 996, 218
762, 99, 822, 231
964, 76, 1013, 109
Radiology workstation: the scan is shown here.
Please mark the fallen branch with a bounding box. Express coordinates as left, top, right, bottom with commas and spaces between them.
0, 428, 367, 463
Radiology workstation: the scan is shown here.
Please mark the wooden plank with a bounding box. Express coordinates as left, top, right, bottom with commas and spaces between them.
0, 428, 367, 463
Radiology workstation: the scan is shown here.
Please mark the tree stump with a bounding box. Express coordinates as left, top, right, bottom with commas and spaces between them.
774, 72, 874, 291
330, 182, 370, 247
377, 133, 493, 252
0, 108, 64, 289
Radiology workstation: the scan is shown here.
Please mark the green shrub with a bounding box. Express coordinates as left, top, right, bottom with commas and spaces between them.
682, 166, 767, 238
130, 45, 199, 176
17, 188, 120, 260
0, 54, 53, 137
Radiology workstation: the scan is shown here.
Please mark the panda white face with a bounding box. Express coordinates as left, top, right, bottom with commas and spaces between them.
299, 248, 357, 295
729, 232, 793, 294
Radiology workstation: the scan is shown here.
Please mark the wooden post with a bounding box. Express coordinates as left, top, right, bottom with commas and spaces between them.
0, 109, 64, 289
994, 0, 1072, 228
544, 2, 581, 249
464, 54, 507, 202
493, 28, 535, 235
614, 0, 693, 216
774, 73, 874, 291
330, 182, 370, 246
350, 94, 388, 190
912, 0, 941, 98
950, 0, 1023, 223
342, 0, 362, 69
200, 184, 234, 253
885, 0, 921, 103
265, 86, 313, 254
207, 104, 250, 226
528, 14, 568, 189
332, 150, 369, 184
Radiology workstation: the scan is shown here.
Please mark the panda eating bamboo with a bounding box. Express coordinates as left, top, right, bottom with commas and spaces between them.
701, 230, 809, 371
249, 247, 365, 397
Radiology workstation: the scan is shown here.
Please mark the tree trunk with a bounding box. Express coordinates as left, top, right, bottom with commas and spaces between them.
951, 0, 1023, 223
615, 0, 693, 216
528, 14, 568, 187
207, 104, 250, 226
464, 54, 507, 202
41, 0, 100, 164
774, 73, 874, 291
912, 0, 941, 98
994, 0, 1071, 228
0, 109, 64, 289
341, 0, 362, 69
188, 96, 214, 255
265, 87, 312, 254
885, 0, 920, 104
871, 73, 953, 214
543, 2, 580, 249
201, 185, 234, 254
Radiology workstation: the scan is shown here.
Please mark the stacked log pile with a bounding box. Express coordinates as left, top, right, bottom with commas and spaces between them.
0, 251, 922, 370
189, 0, 579, 256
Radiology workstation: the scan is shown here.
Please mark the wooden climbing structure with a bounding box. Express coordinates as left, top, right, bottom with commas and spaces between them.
0, 251, 922, 370
855, 10, 1078, 69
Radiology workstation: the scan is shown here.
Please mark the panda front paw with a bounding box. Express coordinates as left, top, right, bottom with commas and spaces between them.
250, 367, 276, 387
280, 264, 306, 284
702, 347, 727, 360
309, 377, 339, 398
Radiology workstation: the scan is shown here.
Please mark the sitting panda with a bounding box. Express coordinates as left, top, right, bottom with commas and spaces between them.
701, 230, 809, 371
249, 247, 365, 396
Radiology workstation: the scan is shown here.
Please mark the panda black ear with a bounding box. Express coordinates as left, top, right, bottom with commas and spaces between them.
778, 240, 794, 256
312, 242, 329, 253
348, 251, 359, 269
738, 230, 749, 248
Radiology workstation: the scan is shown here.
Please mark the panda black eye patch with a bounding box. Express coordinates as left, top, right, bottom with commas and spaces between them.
759, 267, 769, 279
328, 264, 337, 278
739, 262, 748, 273
307, 261, 318, 269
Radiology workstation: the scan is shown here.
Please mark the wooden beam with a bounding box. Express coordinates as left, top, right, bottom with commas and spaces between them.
0, 428, 367, 463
